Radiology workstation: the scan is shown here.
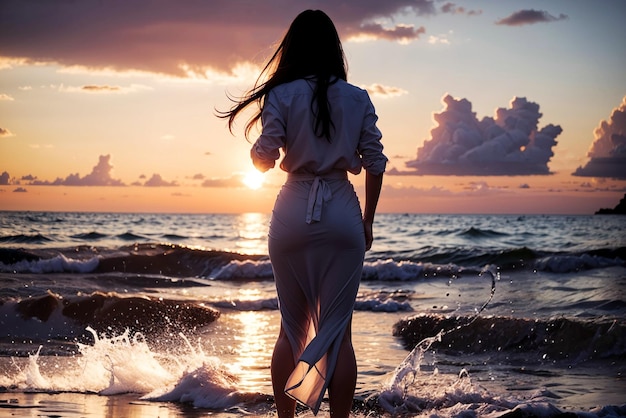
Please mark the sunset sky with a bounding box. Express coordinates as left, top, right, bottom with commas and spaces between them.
1, 0, 625, 214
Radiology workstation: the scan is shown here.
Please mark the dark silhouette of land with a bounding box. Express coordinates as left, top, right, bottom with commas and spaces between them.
596, 193, 626, 214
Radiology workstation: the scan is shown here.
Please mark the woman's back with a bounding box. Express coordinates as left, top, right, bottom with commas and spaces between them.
256, 78, 385, 176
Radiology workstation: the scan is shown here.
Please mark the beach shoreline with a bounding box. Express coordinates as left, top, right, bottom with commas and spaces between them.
0, 392, 247, 418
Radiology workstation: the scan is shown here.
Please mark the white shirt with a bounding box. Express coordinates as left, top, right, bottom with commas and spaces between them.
251, 78, 387, 176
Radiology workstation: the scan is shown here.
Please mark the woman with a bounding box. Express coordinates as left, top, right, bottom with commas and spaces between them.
220, 10, 386, 417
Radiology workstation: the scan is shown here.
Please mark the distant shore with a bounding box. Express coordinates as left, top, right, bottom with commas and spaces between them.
595, 193, 626, 214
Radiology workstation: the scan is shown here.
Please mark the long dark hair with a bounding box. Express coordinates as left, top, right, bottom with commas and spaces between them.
219, 10, 347, 141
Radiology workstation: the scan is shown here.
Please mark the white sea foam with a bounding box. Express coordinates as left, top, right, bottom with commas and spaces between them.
362, 259, 424, 281
209, 259, 273, 280
354, 298, 413, 312
144, 361, 244, 409
2, 327, 247, 410
0, 254, 99, 274
212, 297, 279, 311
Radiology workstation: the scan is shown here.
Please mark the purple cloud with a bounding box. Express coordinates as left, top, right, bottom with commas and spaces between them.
573, 96, 626, 179
143, 174, 178, 187
496, 9, 568, 26
0, 0, 445, 76
398, 94, 562, 176
30, 155, 125, 186
440, 2, 482, 16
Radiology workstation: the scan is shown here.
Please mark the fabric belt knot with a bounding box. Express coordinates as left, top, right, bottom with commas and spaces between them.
306, 176, 332, 224
287, 171, 348, 224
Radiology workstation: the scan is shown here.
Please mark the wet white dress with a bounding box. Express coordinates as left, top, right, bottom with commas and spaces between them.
251, 78, 386, 414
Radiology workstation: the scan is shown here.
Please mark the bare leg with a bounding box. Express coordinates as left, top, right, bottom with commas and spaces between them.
271, 326, 296, 418
328, 322, 357, 418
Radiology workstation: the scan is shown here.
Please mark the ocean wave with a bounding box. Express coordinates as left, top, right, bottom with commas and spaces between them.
458, 226, 510, 239
362, 259, 424, 280
209, 259, 274, 280
25, 215, 64, 223
0, 291, 220, 344
70, 232, 108, 241
411, 246, 538, 269
209, 290, 414, 313
0, 288, 416, 345
161, 233, 188, 241
0, 243, 623, 278
355, 289, 414, 312
0, 233, 53, 244
532, 252, 625, 273
393, 313, 626, 361
0, 253, 99, 274
403, 246, 625, 273
116, 232, 147, 241
94, 244, 267, 278
0, 248, 41, 265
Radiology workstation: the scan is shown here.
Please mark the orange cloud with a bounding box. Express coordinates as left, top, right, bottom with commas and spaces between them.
349, 23, 426, 43
59, 84, 152, 94
363, 83, 408, 98
202, 174, 246, 188
0, 127, 15, 137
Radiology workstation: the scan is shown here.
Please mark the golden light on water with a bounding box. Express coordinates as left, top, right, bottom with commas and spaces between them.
235, 212, 268, 255
230, 310, 274, 393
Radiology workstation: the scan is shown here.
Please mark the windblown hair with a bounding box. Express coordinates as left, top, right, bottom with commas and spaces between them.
219, 9, 347, 141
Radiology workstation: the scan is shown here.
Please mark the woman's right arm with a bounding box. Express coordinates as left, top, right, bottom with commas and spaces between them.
363, 171, 383, 251
359, 93, 386, 251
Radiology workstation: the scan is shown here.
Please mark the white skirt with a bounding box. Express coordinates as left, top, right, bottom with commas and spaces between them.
268, 172, 365, 413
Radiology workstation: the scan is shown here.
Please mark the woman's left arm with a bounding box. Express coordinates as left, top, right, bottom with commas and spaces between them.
250, 91, 285, 172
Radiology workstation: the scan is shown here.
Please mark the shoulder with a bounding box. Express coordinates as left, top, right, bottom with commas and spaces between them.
270, 79, 313, 98
329, 79, 371, 102
268, 78, 372, 106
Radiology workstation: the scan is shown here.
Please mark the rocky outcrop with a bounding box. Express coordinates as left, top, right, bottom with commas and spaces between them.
596, 193, 626, 214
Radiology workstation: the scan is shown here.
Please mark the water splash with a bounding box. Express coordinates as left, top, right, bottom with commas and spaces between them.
3, 326, 257, 410
79, 326, 179, 394
23, 346, 49, 388
377, 266, 498, 414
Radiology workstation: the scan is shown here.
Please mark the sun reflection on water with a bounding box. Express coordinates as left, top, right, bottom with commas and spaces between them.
234, 213, 268, 255
228, 310, 276, 393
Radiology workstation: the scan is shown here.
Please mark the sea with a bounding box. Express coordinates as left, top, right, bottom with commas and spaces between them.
0, 211, 625, 417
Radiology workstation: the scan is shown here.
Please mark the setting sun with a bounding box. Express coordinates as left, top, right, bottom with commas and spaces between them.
242, 170, 265, 190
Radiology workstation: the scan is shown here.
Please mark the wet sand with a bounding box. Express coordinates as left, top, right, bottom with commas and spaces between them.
0, 392, 255, 418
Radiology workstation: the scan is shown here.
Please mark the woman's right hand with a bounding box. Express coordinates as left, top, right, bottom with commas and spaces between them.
363, 219, 373, 251
362, 171, 383, 252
